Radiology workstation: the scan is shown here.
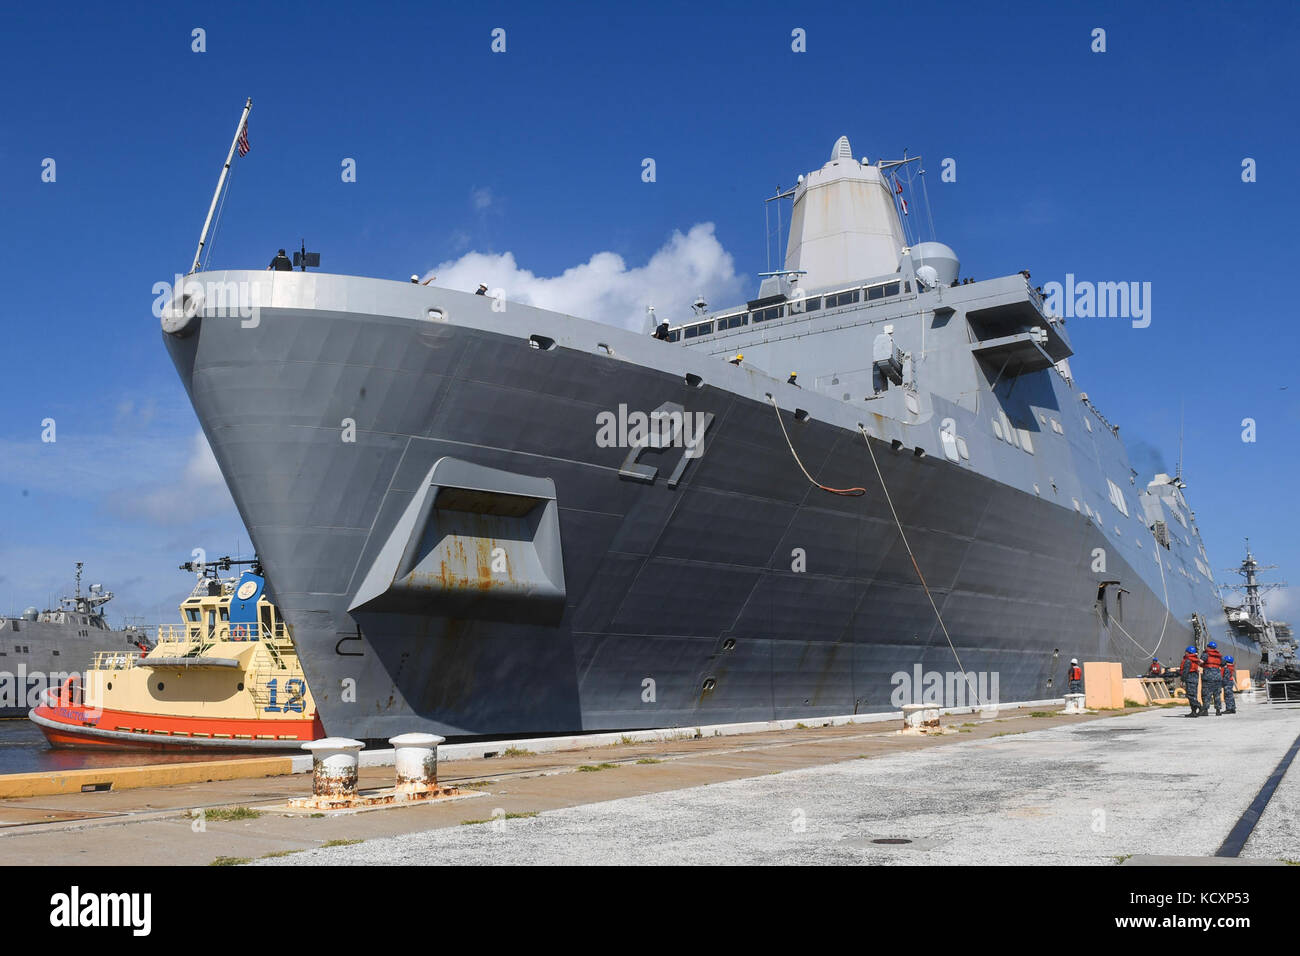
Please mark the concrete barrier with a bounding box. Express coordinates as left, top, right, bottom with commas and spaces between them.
0, 756, 295, 799
1063, 694, 1086, 714
1084, 661, 1124, 709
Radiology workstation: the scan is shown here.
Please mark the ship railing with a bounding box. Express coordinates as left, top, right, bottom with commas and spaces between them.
93, 650, 141, 671
153, 622, 296, 663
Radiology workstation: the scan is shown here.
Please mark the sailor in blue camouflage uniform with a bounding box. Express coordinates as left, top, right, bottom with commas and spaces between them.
1179, 645, 1202, 717
1200, 641, 1224, 717
1222, 656, 1237, 714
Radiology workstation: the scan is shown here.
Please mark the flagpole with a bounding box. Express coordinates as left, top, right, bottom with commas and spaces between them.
189, 97, 252, 275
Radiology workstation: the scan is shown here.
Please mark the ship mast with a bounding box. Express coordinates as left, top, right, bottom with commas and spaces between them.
190, 98, 252, 275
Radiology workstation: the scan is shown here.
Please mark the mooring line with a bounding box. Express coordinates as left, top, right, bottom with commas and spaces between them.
855, 423, 976, 704
1215, 724, 1300, 857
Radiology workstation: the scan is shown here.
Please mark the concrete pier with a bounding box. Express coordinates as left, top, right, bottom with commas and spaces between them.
0, 702, 1295, 866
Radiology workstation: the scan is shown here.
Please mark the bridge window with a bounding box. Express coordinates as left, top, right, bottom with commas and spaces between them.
828, 290, 859, 308
803, 296, 821, 312
752, 306, 784, 323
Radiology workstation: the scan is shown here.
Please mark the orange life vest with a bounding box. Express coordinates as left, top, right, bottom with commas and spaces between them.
1069, 665, 1082, 681
1203, 647, 1223, 670
1182, 652, 1200, 674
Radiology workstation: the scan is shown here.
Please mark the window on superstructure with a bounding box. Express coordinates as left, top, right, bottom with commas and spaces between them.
868, 285, 885, 301
752, 306, 783, 323
185, 609, 200, 622
667, 330, 680, 342
828, 291, 859, 308
883, 282, 900, 297
804, 296, 822, 312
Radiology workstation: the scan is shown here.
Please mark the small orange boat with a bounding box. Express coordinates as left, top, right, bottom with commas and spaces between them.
29, 559, 323, 751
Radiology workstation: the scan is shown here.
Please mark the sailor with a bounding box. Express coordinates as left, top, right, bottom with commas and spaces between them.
787, 372, 800, 387
1200, 641, 1224, 716
476, 283, 489, 296
1067, 658, 1083, 694
410, 275, 420, 283
1180, 645, 1202, 716
1147, 657, 1162, 677
652, 321, 671, 341
268, 249, 293, 271
1222, 656, 1237, 714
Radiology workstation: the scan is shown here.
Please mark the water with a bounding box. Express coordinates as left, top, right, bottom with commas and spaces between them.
0, 719, 227, 774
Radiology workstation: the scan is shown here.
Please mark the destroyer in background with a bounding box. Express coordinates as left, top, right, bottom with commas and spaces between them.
162, 134, 1259, 740
30, 558, 321, 750
0, 563, 149, 717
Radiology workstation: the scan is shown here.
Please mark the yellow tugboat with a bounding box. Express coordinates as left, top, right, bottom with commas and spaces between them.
29, 558, 323, 751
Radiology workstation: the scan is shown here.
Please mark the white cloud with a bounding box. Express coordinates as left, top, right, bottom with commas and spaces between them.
422, 222, 747, 332
1266, 586, 1293, 620
471, 187, 495, 211
182, 429, 224, 486
121, 430, 232, 524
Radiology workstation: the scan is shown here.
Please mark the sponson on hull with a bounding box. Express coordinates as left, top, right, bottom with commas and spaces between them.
160, 131, 1254, 740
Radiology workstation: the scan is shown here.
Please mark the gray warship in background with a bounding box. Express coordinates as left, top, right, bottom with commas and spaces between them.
0, 563, 149, 717
162, 134, 1258, 740
1222, 542, 1294, 672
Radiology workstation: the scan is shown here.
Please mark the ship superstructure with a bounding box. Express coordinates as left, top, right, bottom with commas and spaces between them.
1222, 542, 1294, 669
160, 134, 1257, 740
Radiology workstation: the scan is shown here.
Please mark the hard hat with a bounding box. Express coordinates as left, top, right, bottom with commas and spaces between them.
1207, 641, 1217, 650
1224, 656, 1234, 664
1070, 658, 1078, 664
1152, 657, 1159, 662
1186, 646, 1197, 654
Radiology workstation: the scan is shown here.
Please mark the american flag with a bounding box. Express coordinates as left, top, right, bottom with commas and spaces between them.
237, 121, 251, 157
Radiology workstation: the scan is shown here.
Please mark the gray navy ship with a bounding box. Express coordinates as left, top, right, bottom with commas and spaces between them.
0, 563, 149, 717
161, 135, 1259, 739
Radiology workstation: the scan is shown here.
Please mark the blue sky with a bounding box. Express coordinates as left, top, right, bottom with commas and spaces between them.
0, 0, 1296, 624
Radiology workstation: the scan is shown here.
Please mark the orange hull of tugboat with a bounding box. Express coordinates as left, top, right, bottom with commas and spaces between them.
30, 699, 324, 751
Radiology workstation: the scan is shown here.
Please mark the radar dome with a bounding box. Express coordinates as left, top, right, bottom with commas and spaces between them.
909, 242, 960, 288
21, 607, 38, 621
915, 265, 939, 289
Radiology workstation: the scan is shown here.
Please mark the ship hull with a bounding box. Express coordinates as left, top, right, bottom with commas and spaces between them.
0, 622, 121, 718
163, 273, 1255, 739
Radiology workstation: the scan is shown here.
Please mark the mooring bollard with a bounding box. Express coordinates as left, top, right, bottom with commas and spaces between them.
302, 737, 365, 800
389, 732, 445, 794
902, 703, 941, 733
1063, 693, 1086, 714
